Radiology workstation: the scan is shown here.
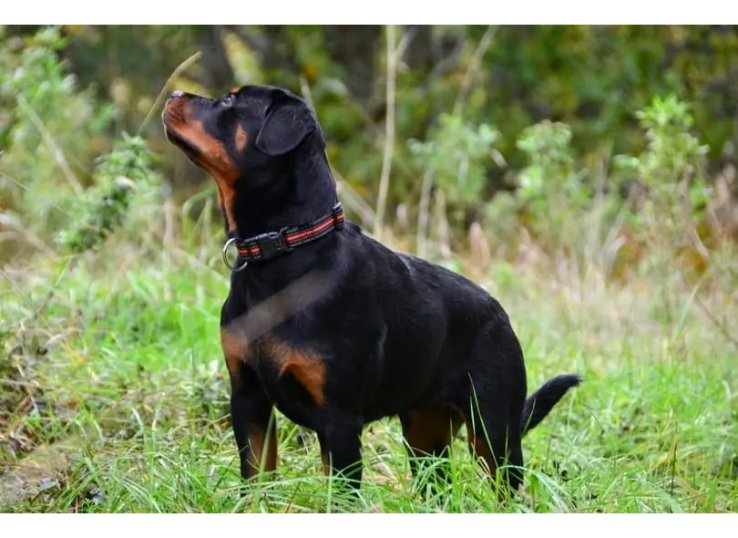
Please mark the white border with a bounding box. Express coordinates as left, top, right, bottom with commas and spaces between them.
2, 1, 737, 528
0, 0, 737, 24
1, 513, 738, 535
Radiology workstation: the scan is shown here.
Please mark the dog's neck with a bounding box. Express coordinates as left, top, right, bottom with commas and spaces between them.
230, 134, 338, 238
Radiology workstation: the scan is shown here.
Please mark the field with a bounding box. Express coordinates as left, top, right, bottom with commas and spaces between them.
2, 215, 736, 512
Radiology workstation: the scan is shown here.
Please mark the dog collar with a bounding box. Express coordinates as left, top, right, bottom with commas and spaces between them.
222, 202, 345, 271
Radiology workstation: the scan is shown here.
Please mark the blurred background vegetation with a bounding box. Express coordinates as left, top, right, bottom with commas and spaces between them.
1, 25, 736, 271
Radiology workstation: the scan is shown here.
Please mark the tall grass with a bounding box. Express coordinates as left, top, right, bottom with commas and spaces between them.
1, 181, 736, 512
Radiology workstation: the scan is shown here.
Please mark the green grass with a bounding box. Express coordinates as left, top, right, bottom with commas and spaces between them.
1, 232, 737, 513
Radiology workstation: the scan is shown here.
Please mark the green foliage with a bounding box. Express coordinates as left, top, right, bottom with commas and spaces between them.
0, 26, 114, 257
615, 95, 711, 237
58, 134, 163, 253
409, 114, 499, 204
516, 120, 580, 203
485, 120, 592, 250
622, 96, 706, 180
0, 27, 113, 165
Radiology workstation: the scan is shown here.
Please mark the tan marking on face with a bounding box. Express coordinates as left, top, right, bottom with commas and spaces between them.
221, 327, 248, 380
235, 124, 248, 153
229, 86, 241, 94
164, 98, 241, 233
260, 339, 327, 407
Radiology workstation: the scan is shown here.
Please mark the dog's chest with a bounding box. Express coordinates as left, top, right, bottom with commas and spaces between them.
222, 327, 327, 427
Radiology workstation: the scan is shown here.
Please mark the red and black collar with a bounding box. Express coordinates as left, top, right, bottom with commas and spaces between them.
222, 202, 345, 271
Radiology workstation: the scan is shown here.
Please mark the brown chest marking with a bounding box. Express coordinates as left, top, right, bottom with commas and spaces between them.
221, 326, 248, 380
220, 326, 328, 407
260, 339, 327, 407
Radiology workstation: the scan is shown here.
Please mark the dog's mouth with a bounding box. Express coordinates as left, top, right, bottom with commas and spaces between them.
162, 102, 203, 161
163, 122, 200, 159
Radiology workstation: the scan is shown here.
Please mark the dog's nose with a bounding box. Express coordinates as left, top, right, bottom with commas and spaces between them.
169, 90, 185, 100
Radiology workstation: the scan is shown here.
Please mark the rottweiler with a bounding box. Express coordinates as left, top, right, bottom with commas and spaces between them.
162, 84, 580, 495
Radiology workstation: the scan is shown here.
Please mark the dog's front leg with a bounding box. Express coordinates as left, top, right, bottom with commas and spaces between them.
222, 325, 278, 480
231, 379, 277, 480
229, 362, 277, 481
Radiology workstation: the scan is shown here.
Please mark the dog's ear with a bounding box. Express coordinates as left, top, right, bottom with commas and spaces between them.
255, 92, 314, 156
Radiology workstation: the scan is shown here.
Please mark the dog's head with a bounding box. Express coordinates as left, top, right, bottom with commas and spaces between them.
162, 85, 324, 233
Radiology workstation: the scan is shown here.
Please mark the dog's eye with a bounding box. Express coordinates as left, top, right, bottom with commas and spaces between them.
223, 95, 234, 107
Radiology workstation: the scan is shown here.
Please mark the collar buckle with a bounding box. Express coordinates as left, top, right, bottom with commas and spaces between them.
251, 227, 292, 260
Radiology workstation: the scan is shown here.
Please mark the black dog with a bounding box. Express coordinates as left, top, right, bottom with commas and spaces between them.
162, 85, 579, 494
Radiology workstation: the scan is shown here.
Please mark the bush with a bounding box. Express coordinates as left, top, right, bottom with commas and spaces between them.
409, 114, 499, 206
58, 134, 163, 254
613, 95, 712, 270
0, 27, 114, 259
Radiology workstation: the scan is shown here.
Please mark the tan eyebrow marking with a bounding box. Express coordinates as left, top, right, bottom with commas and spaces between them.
235, 124, 248, 153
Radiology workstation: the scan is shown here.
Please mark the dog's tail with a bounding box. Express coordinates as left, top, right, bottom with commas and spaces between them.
521, 374, 581, 436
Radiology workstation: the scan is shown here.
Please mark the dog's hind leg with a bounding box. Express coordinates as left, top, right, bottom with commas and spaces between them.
318, 410, 364, 491
466, 410, 524, 493
400, 407, 464, 490
464, 320, 527, 494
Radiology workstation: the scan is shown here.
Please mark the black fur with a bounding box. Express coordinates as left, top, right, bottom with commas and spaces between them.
521, 374, 582, 434
162, 85, 580, 495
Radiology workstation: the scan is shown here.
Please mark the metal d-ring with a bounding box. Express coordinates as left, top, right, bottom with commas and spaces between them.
222, 237, 249, 272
